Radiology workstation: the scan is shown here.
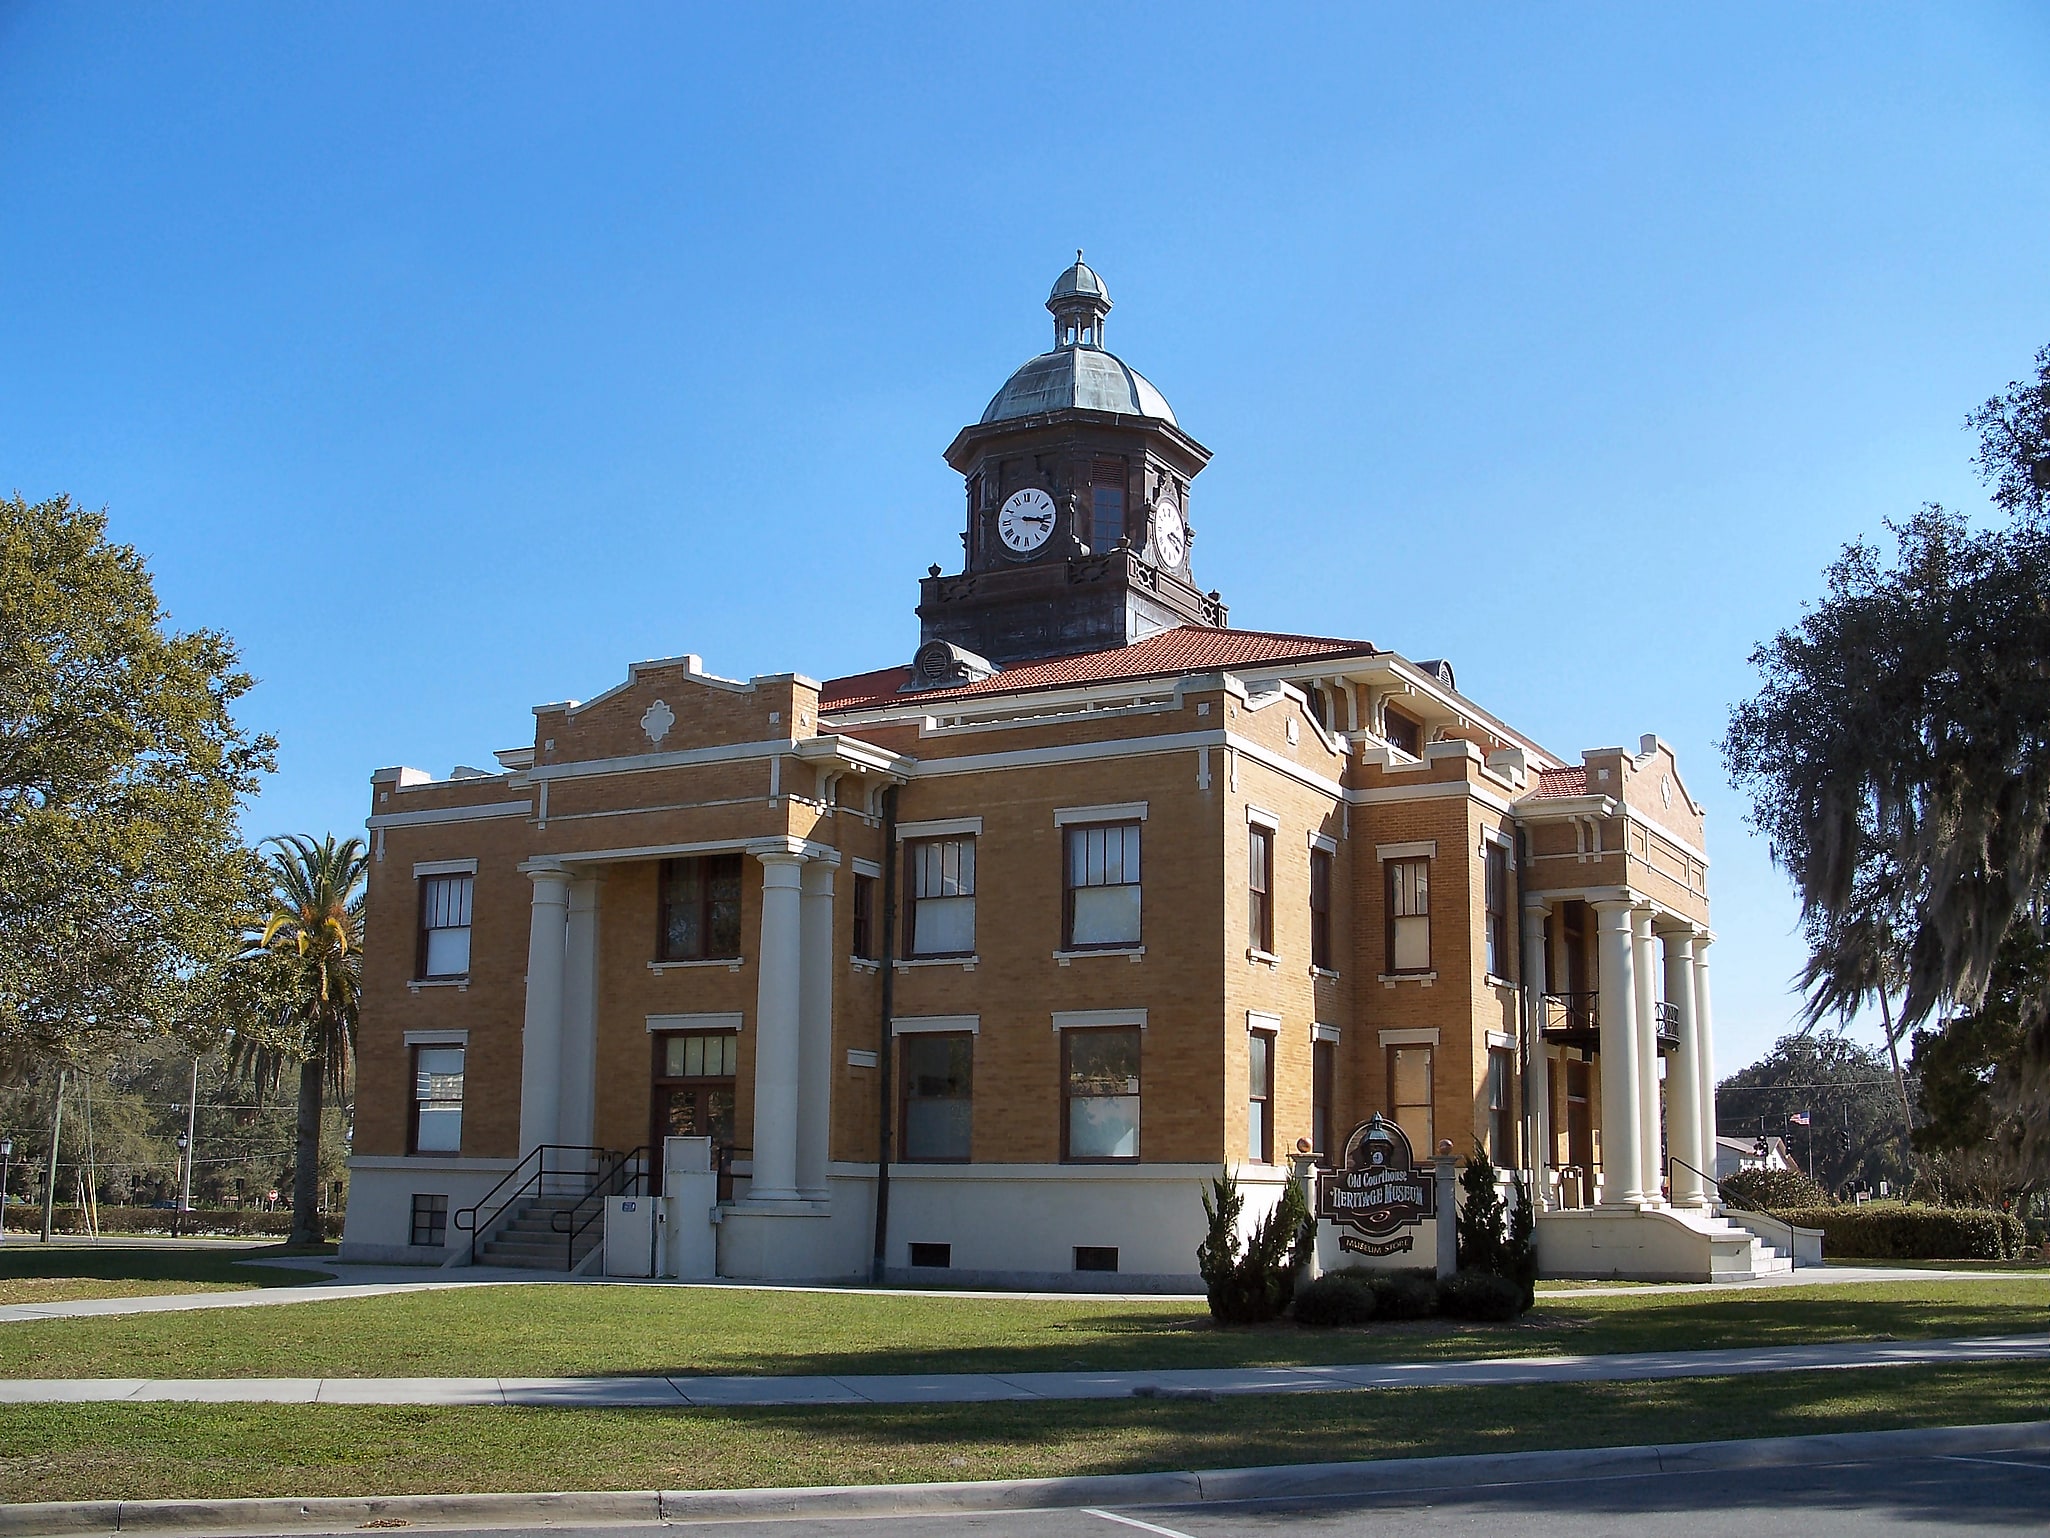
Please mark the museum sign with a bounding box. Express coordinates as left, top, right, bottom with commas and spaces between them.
1317, 1113, 1436, 1256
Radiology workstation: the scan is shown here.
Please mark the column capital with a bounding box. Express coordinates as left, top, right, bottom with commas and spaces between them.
755, 848, 807, 874
799, 860, 835, 896
1522, 895, 1555, 915
519, 860, 574, 894
1590, 897, 1636, 918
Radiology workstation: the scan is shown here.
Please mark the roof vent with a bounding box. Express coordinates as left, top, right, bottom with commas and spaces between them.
900, 639, 1000, 694
1416, 658, 1456, 690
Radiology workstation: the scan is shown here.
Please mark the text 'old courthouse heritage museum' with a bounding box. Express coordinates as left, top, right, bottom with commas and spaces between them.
343, 259, 1793, 1286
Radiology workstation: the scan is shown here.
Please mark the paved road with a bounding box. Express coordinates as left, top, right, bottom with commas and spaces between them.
322, 1446, 2050, 1536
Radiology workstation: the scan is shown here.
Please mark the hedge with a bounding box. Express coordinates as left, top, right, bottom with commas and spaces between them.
11, 1206, 345, 1241
1767, 1204, 2030, 1260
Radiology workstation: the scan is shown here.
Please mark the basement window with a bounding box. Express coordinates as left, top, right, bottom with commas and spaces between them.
1073, 1246, 1120, 1273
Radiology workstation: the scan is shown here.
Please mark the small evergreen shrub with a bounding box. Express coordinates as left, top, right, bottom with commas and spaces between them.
1439, 1267, 1526, 1321
1457, 1143, 1537, 1314
1720, 1166, 1827, 1211
1766, 1204, 2027, 1260
1198, 1168, 1313, 1324
1368, 1267, 1440, 1320
1292, 1271, 1379, 1328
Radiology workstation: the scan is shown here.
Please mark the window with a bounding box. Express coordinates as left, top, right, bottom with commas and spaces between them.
409, 1193, 448, 1246
1090, 484, 1125, 551
1488, 1046, 1515, 1166
1484, 840, 1510, 979
906, 836, 975, 957
1073, 1245, 1119, 1272
852, 873, 878, 960
1389, 1043, 1433, 1157
900, 1033, 973, 1161
1248, 825, 1275, 954
1065, 821, 1141, 948
410, 1045, 464, 1154
1248, 1029, 1275, 1163
1383, 708, 1423, 757
908, 1242, 951, 1268
658, 854, 742, 961
1063, 1027, 1140, 1161
1312, 1038, 1336, 1165
1386, 857, 1430, 973
1309, 847, 1334, 970
417, 874, 473, 979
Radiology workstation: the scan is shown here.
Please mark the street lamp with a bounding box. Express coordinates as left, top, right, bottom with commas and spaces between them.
175, 1133, 189, 1236
0, 1137, 14, 1241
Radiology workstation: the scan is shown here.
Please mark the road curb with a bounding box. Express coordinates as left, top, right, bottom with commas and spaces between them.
4, 1418, 2048, 1534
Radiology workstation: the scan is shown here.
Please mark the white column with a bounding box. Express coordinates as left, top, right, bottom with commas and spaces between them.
1523, 901, 1553, 1208
795, 860, 835, 1200
518, 864, 573, 1155
1593, 900, 1642, 1206
1633, 909, 1663, 1205
557, 877, 600, 1151
1694, 935, 1720, 1196
1664, 927, 1705, 1207
749, 850, 805, 1202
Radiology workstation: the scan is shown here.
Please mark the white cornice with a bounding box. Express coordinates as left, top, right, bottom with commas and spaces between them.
366, 800, 531, 830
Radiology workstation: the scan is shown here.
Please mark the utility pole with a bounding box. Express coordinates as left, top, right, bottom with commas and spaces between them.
179, 1057, 199, 1218
39, 1069, 65, 1244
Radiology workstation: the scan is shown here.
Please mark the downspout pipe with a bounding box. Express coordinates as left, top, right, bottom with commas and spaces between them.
870, 784, 899, 1286
1514, 824, 1533, 1177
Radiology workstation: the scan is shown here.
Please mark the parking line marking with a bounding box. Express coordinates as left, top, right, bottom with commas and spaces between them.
1082, 1509, 1201, 1538
1943, 1454, 2050, 1473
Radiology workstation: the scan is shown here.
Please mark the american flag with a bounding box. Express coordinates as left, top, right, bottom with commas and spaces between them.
1789, 1110, 1812, 1126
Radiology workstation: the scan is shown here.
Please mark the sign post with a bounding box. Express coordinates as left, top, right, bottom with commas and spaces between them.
1434, 1140, 1458, 1280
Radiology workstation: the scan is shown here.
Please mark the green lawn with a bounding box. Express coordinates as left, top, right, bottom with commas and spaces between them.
0, 1362, 2044, 1504
0, 1277, 2043, 1381
0, 1244, 331, 1307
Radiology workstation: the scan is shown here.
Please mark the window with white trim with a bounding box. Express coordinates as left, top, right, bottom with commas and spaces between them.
1063, 1027, 1140, 1161
1309, 847, 1334, 970
901, 1033, 973, 1162
410, 1045, 465, 1154
417, 874, 473, 980
1386, 857, 1430, 973
1484, 840, 1510, 978
906, 836, 976, 957
1248, 1028, 1275, 1163
1065, 821, 1141, 948
1248, 824, 1275, 953
1389, 1041, 1433, 1156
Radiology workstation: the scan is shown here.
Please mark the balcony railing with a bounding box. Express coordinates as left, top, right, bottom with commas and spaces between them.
1541, 992, 1599, 1048
1654, 1000, 1681, 1054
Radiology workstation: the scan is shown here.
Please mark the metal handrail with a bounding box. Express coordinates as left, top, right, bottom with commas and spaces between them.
452, 1143, 608, 1265
1665, 1152, 1723, 1198
1540, 991, 1599, 1032
551, 1146, 649, 1269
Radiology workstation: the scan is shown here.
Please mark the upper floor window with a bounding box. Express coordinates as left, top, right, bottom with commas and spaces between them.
1309, 847, 1334, 970
417, 875, 473, 980
1484, 840, 1510, 979
1090, 484, 1125, 551
901, 1033, 973, 1162
906, 835, 975, 957
1065, 821, 1141, 949
1487, 1045, 1515, 1166
1383, 708, 1423, 758
1063, 1026, 1140, 1161
1386, 857, 1430, 973
659, 853, 742, 961
1312, 1037, 1336, 1166
410, 1045, 465, 1154
852, 872, 879, 961
1248, 824, 1275, 954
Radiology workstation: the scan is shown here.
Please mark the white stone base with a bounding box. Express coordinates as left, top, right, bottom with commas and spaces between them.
1537, 1205, 1796, 1281
338, 1156, 521, 1266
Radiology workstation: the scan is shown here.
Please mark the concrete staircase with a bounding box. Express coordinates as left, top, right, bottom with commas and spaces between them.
473, 1195, 602, 1272
1536, 1203, 1800, 1281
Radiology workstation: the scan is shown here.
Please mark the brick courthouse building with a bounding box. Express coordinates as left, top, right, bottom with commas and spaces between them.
342, 259, 1783, 1284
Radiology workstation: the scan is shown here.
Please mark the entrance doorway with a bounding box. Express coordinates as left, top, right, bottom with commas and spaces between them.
650, 1030, 737, 1198
1565, 1058, 1595, 1207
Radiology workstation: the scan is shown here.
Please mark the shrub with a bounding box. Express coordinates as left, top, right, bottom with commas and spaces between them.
1368, 1267, 1440, 1320
1766, 1204, 2028, 1260
1439, 1267, 1526, 1321
1198, 1168, 1312, 1325
27, 1206, 343, 1240
1457, 1144, 1536, 1313
1721, 1166, 1827, 1211
1292, 1271, 1379, 1328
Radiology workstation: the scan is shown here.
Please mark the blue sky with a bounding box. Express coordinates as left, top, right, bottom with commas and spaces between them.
4, 3, 2046, 1074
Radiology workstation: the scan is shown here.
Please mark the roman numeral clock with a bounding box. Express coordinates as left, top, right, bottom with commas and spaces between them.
914, 255, 1227, 673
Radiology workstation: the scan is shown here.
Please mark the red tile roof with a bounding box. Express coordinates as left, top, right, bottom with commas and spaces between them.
819, 625, 1378, 713
1531, 765, 1588, 798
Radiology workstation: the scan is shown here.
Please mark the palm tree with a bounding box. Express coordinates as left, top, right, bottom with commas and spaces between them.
237, 834, 366, 1247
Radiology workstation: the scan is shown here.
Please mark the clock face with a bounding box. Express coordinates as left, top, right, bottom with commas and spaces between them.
998, 487, 1058, 555
1153, 495, 1188, 569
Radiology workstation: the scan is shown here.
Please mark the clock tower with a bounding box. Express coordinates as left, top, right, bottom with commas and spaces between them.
915, 256, 1226, 674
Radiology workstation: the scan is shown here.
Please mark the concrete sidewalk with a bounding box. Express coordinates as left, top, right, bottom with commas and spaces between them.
1, 1256, 2038, 1326
0, 1330, 2041, 1408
